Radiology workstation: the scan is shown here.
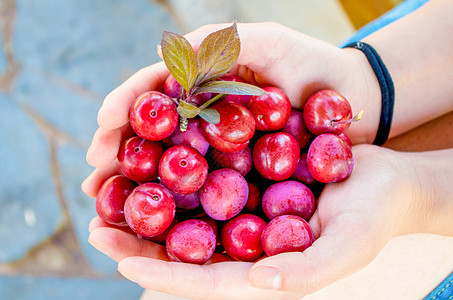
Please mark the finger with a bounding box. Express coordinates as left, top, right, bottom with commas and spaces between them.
98, 62, 169, 130
117, 258, 299, 300
81, 160, 121, 198
248, 217, 384, 295
88, 216, 133, 234
86, 123, 135, 168
88, 227, 169, 262
89, 216, 110, 232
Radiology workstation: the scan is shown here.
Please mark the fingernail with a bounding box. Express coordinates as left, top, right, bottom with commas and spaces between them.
88, 240, 110, 258
249, 266, 281, 290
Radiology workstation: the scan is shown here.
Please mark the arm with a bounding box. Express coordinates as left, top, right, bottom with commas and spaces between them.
344, 0, 453, 143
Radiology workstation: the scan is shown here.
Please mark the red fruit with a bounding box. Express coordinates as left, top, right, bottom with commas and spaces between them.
210, 146, 252, 177
163, 74, 211, 106
96, 175, 137, 226
246, 86, 291, 131
292, 153, 317, 186
262, 181, 315, 220
282, 109, 311, 149
129, 91, 179, 141
199, 168, 249, 221
159, 145, 208, 195
302, 89, 353, 135
194, 213, 221, 246
307, 133, 354, 183
166, 219, 216, 264
163, 118, 210, 156
253, 132, 300, 181
261, 215, 314, 256
244, 182, 261, 212
118, 136, 163, 182
170, 190, 200, 211
338, 132, 352, 147
142, 217, 178, 245
124, 182, 176, 237
199, 100, 255, 153
220, 214, 266, 262
218, 73, 251, 106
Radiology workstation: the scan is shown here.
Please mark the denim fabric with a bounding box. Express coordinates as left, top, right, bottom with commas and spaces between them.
339, 0, 431, 47
424, 272, 453, 300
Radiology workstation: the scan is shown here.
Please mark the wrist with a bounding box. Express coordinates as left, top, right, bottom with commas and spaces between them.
338, 48, 381, 144
396, 149, 453, 236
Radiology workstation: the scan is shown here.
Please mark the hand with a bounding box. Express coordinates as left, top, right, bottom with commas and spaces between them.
82, 22, 381, 198
87, 144, 418, 299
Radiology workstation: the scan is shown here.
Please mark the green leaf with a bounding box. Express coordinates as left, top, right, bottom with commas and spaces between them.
197, 93, 225, 110
177, 100, 200, 119
199, 108, 220, 124
195, 23, 240, 86
194, 80, 267, 96
161, 31, 198, 94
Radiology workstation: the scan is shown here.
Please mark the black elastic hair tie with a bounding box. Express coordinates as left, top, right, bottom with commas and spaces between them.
344, 41, 395, 146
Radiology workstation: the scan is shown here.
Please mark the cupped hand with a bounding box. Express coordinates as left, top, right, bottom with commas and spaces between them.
82, 22, 381, 197
87, 144, 417, 299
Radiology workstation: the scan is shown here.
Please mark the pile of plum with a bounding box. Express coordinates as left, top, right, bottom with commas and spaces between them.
96, 73, 357, 264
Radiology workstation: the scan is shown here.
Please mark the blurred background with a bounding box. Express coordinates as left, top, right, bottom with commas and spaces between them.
1, 0, 428, 299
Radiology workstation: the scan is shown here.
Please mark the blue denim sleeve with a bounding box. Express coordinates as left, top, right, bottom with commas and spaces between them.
340, 1, 453, 299
424, 272, 453, 300
339, 0, 431, 47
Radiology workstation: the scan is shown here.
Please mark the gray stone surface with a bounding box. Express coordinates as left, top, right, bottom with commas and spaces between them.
0, 33, 5, 71
0, 275, 143, 300
0, 96, 61, 262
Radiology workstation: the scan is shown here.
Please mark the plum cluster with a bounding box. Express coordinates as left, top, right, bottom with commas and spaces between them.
95, 74, 357, 264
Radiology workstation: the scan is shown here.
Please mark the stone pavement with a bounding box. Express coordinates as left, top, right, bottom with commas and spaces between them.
0, 0, 353, 299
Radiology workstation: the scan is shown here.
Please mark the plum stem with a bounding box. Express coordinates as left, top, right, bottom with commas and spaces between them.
180, 116, 188, 132
331, 110, 364, 126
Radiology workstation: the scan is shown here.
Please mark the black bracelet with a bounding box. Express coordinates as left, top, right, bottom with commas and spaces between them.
344, 41, 395, 146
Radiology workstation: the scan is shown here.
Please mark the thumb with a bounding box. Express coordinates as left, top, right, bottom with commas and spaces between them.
248, 219, 385, 295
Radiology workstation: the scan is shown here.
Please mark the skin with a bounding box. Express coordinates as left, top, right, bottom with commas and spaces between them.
83, 0, 453, 298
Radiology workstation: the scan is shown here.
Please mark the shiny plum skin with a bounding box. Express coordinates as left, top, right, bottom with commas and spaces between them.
142, 217, 178, 245
124, 182, 176, 237
129, 91, 179, 141
166, 219, 216, 264
199, 100, 255, 153
253, 132, 300, 181
307, 133, 354, 183
262, 181, 315, 220
292, 153, 317, 186
170, 190, 200, 211
261, 215, 314, 256
282, 109, 311, 149
159, 145, 208, 195
218, 74, 251, 106
117, 136, 163, 182
244, 182, 261, 212
302, 89, 352, 135
338, 132, 352, 147
246, 86, 291, 131
163, 118, 210, 156
220, 214, 267, 262
163, 74, 211, 106
96, 175, 137, 226
194, 213, 221, 246
199, 168, 249, 221
210, 146, 252, 177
